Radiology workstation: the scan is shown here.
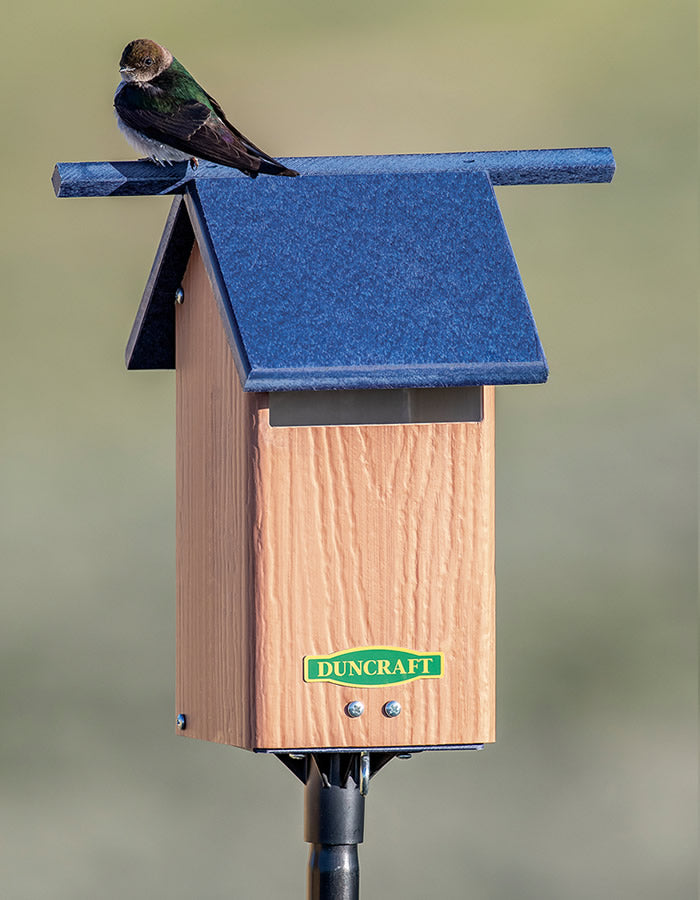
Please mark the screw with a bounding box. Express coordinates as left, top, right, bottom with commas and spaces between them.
382, 700, 402, 718
175, 287, 184, 305
176, 713, 187, 730
345, 700, 365, 718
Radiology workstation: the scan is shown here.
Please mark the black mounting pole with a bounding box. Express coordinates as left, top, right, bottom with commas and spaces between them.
305, 754, 364, 899
276, 751, 397, 900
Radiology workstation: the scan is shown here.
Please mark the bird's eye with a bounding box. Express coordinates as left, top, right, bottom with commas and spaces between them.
144, 57, 153, 66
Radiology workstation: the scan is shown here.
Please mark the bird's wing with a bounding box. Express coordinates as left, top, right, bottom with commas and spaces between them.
203, 91, 285, 166
115, 89, 265, 174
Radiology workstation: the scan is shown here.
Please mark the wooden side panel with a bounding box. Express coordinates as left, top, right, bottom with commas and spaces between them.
175, 243, 257, 747
252, 390, 495, 749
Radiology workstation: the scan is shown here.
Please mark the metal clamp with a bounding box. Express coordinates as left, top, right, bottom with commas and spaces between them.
359, 750, 371, 796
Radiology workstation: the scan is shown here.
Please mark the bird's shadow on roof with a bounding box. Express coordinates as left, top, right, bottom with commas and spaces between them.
108, 160, 193, 196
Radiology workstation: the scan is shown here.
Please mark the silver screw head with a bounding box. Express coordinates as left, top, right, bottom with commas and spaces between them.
176, 713, 187, 730
345, 700, 365, 718
175, 287, 184, 305
382, 700, 402, 718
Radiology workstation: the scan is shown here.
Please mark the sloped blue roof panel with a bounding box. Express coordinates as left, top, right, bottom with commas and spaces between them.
186, 169, 547, 391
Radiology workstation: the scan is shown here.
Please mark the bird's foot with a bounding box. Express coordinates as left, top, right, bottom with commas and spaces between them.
189, 157, 199, 169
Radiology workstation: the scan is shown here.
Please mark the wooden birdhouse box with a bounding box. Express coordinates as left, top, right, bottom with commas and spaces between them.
54, 148, 615, 755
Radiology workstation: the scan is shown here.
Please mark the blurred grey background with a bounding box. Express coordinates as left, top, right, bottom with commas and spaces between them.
1, 1, 696, 897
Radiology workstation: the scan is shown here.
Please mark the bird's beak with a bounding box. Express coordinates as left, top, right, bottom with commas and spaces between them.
120, 66, 134, 74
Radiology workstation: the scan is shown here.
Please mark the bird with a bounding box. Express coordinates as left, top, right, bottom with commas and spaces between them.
114, 39, 298, 178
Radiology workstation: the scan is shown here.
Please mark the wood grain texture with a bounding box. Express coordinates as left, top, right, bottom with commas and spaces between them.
176, 242, 495, 750
175, 241, 258, 747
252, 391, 495, 749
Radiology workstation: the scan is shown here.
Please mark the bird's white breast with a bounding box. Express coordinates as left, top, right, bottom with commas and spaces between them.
114, 84, 191, 164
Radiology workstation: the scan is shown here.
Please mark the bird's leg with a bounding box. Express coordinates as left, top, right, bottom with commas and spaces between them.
189, 157, 199, 169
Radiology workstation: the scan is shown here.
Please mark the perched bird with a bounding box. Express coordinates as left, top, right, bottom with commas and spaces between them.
114, 39, 298, 177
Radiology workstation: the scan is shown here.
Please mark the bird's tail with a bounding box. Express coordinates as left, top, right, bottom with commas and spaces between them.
256, 158, 299, 177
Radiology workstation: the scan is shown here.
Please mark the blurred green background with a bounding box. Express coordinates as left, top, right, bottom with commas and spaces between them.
1, 0, 696, 897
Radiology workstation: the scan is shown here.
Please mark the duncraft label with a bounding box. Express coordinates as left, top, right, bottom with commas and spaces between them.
303, 646, 443, 687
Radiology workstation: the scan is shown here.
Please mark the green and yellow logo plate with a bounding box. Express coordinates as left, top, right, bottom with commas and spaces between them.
304, 646, 443, 688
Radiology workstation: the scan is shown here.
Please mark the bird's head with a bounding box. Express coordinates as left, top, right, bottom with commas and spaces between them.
119, 39, 172, 82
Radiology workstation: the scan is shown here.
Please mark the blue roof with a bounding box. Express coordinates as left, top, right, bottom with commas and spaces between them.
198, 170, 545, 390
127, 158, 560, 390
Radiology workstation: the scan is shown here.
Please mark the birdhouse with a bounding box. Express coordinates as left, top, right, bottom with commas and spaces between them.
53, 148, 615, 755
